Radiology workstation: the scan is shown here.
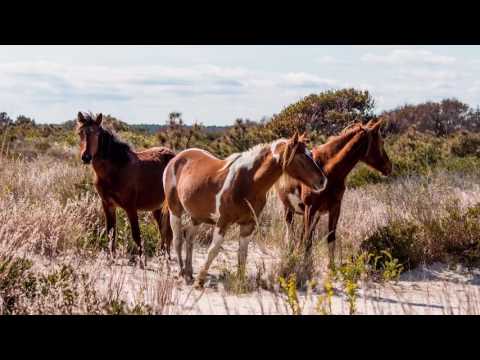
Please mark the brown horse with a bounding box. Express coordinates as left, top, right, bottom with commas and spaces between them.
162, 133, 328, 288
275, 119, 392, 268
76, 112, 175, 265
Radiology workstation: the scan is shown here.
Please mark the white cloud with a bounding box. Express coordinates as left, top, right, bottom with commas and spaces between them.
1, 46, 479, 125
281, 72, 338, 89
361, 49, 456, 66
0, 61, 343, 106
315, 55, 337, 64
0, 60, 345, 123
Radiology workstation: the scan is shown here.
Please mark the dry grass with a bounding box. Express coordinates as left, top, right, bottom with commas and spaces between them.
2, 143, 480, 314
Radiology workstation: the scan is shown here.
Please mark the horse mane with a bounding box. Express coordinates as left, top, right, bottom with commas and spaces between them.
98, 126, 132, 165
219, 142, 272, 172
325, 122, 364, 143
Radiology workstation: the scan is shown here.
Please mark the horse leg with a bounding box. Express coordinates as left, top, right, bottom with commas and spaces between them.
183, 222, 199, 284
303, 205, 314, 250
238, 223, 255, 274
153, 209, 172, 260
169, 212, 184, 276
327, 204, 341, 270
194, 226, 226, 289
283, 207, 295, 248
102, 201, 116, 258
126, 208, 144, 268
305, 209, 320, 257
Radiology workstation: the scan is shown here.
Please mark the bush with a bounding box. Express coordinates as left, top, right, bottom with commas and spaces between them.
347, 164, 386, 188
360, 201, 480, 270
360, 220, 422, 270
450, 132, 480, 157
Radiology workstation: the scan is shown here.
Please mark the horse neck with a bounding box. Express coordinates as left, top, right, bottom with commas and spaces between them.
323, 129, 369, 181
248, 148, 284, 196
92, 130, 131, 180
92, 157, 120, 181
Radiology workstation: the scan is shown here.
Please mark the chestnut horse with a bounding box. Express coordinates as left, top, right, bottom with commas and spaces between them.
76, 112, 175, 266
275, 119, 392, 268
162, 133, 328, 288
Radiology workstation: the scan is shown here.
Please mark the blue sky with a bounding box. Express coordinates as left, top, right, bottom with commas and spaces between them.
1, 45, 480, 125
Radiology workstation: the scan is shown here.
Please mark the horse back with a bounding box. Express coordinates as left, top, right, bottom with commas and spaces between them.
163, 149, 226, 221
130, 147, 174, 206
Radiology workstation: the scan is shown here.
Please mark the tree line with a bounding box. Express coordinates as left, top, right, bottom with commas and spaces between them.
3, 88, 480, 157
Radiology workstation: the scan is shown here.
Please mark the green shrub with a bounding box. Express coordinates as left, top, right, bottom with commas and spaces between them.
360, 220, 422, 270
274, 243, 315, 289
450, 132, 480, 157
360, 201, 480, 270
348, 164, 386, 187
278, 274, 302, 315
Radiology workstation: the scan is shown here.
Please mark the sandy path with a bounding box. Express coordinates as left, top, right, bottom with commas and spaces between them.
88, 239, 480, 315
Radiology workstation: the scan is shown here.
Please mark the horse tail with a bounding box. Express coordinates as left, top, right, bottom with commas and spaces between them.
158, 198, 173, 257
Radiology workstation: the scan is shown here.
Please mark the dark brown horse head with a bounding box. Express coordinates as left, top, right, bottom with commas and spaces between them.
283, 132, 328, 192
360, 119, 392, 176
76, 112, 103, 164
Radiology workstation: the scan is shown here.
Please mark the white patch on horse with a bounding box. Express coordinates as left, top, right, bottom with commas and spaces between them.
270, 139, 287, 162
287, 193, 303, 214
163, 161, 174, 190
212, 144, 269, 221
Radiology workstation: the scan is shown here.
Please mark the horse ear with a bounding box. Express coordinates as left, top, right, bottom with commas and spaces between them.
95, 113, 103, 125
299, 132, 309, 144
291, 131, 299, 144
78, 112, 86, 124
371, 118, 383, 131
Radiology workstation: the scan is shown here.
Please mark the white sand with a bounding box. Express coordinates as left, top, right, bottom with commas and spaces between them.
91, 239, 480, 315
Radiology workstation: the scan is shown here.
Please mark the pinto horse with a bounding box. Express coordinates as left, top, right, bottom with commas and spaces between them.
275, 119, 392, 268
162, 133, 328, 288
76, 112, 175, 265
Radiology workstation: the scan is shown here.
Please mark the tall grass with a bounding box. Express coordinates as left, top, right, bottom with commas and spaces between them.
2, 141, 480, 314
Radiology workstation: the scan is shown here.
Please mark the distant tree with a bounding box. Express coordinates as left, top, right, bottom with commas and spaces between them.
266, 88, 375, 137
0, 112, 12, 127
382, 98, 470, 136
101, 114, 130, 132
223, 119, 262, 152
61, 119, 76, 130
466, 106, 480, 133
15, 115, 35, 127
157, 112, 208, 151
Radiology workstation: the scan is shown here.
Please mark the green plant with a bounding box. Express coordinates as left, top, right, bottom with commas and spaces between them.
377, 250, 404, 282
274, 240, 316, 289
316, 274, 335, 315
361, 220, 421, 270
278, 274, 302, 315
103, 299, 153, 315
219, 266, 254, 295
335, 252, 375, 314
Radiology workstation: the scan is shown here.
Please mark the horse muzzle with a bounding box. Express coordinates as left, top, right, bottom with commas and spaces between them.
81, 153, 92, 164
312, 176, 328, 193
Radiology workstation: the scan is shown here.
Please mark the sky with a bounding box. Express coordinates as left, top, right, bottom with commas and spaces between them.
1, 45, 480, 126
